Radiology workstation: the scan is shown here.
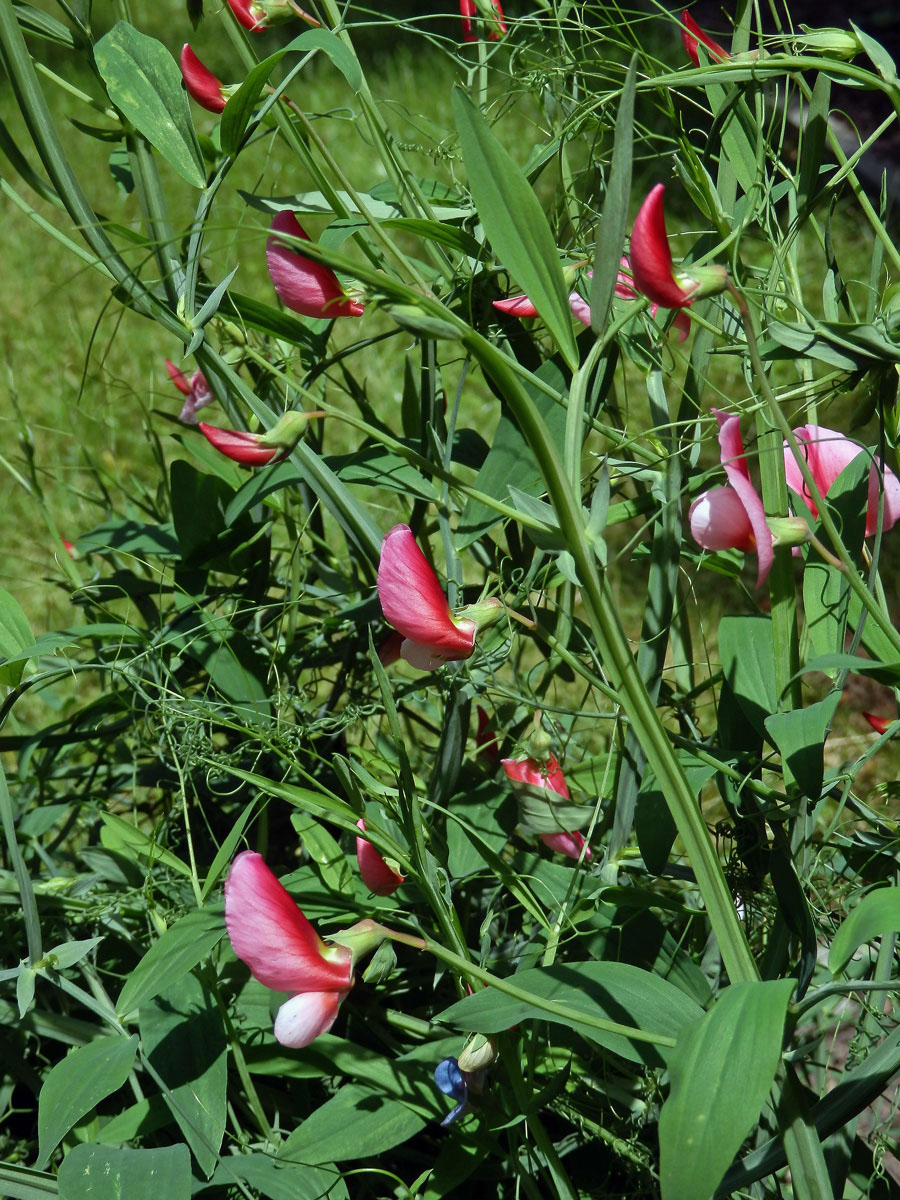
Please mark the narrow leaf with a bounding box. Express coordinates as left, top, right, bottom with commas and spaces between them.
590, 56, 636, 333
829, 888, 900, 975
452, 88, 578, 369
117, 907, 223, 1017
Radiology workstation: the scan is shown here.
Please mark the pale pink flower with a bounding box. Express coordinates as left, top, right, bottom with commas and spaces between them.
783, 425, 900, 538
501, 754, 592, 862
355, 819, 404, 896
689, 410, 773, 587
224, 851, 352, 1047
266, 211, 364, 319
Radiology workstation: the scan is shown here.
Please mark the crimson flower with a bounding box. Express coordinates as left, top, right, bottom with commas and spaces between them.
630, 185, 727, 310
166, 357, 214, 424
783, 425, 900, 538
864, 713, 892, 735
199, 424, 280, 465
224, 851, 353, 1047
355, 819, 404, 897
681, 10, 729, 66
689, 410, 774, 588
225, 0, 318, 31
459, 0, 506, 43
266, 211, 364, 319
615, 255, 691, 341
492, 291, 593, 327
377, 525, 478, 671
180, 45, 228, 114
501, 755, 593, 862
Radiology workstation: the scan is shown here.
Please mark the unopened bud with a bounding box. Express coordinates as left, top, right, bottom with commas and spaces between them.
457, 1033, 499, 1072
675, 263, 730, 302
767, 516, 812, 547
794, 28, 861, 59
385, 304, 462, 341
259, 410, 315, 450
455, 596, 504, 634
328, 919, 386, 970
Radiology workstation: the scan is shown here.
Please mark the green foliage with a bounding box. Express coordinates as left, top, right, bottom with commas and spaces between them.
2, 0, 900, 1197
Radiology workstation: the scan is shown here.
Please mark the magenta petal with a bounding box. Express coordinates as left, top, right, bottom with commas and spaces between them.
540, 830, 593, 861
681, 10, 730, 66
266, 210, 364, 319
714, 410, 773, 587
377, 525, 476, 659
273, 989, 346, 1047
786, 425, 900, 537
630, 185, 693, 310
224, 852, 352, 993
356, 819, 404, 896
165, 357, 192, 395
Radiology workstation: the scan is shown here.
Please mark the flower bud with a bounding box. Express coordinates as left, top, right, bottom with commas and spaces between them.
457, 1033, 499, 1072
766, 515, 812, 548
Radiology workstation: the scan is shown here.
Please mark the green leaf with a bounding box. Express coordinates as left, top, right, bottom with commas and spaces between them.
220, 28, 361, 155
117, 907, 224, 1017
75, 518, 180, 559
290, 811, 352, 893
637, 752, 715, 875
94, 23, 205, 188
452, 88, 578, 370
0, 1161, 59, 1199
436, 961, 703, 1065
718, 614, 776, 735
57, 1144, 190, 1200
140, 973, 227, 1178
851, 22, 897, 84
37, 1035, 138, 1165
0, 586, 34, 685
590, 57, 635, 333
658, 980, 794, 1200
277, 1084, 425, 1165
797, 72, 831, 211
201, 1154, 348, 1200
99, 813, 192, 878
829, 887, 900, 974
764, 693, 840, 799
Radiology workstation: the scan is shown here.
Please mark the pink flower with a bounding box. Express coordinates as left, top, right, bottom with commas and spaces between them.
783, 425, 900, 538
224, 851, 352, 1047
501, 755, 593, 862
689, 410, 774, 587
180, 45, 228, 114
492, 291, 595, 328
475, 706, 500, 763
266, 211, 364, 319
199, 424, 280, 465
377, 525, 477, 671
681, 10, 729, 66
459, 0, 506, 42
630, 185, 727, 310
166, 357, 214, 424
355, 819, 404, 896
615, 256, 691, 341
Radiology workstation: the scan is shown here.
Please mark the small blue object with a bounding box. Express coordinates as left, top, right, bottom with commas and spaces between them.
434, 1057, 468, 1125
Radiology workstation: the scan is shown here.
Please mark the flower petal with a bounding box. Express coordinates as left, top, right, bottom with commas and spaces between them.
273, 989, 347, 1048
786, 425, 900, 537
680, 10, 730, 66
540, 830, 593, 861
356, 819, 404, 896
226, 0, 262, 31
199, 424, 278, 465
492, 294, 539, 318
225, 851, 352, 993
501, 754, 570, 799
377, 525, 476, 659
630, 185, 693, 310
165, 357, 192, 395
689, 487, 754, 551
714, 410, 773, 587
180, 45, 227, 114
568, 292, 591, 327
266, 211, 364, 319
